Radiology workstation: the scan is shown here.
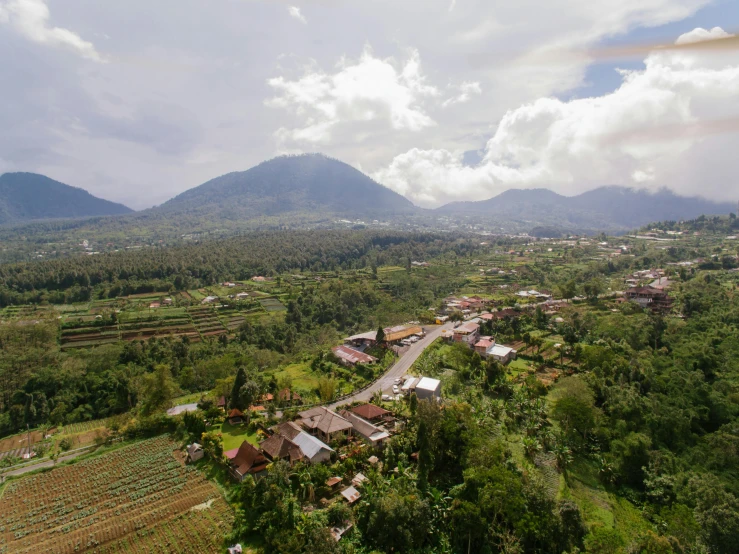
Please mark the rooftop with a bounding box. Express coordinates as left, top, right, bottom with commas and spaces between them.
298, 406, 353, 436
349, 403, 391, 421
332, 345, 377, 365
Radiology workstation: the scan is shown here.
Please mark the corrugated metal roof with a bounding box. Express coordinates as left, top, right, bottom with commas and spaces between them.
291, 431, 333, 460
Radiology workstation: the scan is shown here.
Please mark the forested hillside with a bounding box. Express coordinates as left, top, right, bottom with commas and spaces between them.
437, 186, 735, 233
157, 153, 418, 219
0, 230, 476, 306
0, 172, 132, 224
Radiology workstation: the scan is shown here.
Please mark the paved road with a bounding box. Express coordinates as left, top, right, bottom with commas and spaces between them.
1, 447, 92, 479
330, 321, 455, 409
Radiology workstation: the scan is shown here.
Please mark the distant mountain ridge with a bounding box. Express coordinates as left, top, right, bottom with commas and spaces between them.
436, 185, 735, 231
0, 173, 132, 225
156, 154, 417, 220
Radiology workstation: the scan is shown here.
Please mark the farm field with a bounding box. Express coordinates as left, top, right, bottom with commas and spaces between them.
0, 436, 233, 554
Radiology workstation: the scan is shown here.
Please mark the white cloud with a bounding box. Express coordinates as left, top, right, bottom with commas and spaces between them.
266, 46, 442, 144
287, 6, 307, 24
0, 0, 103, 61
442, 81, 482, 107
374, 27, 739, 207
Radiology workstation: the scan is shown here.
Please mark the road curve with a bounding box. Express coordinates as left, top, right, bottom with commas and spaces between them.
329, 321, 454, 409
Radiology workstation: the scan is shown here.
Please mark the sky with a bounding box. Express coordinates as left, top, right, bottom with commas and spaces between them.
0, 0, 738, 210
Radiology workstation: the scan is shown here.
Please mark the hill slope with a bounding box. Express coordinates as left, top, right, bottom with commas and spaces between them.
157, 154, 418, 220
437, 186, 734, 232
0, 173, 132, 225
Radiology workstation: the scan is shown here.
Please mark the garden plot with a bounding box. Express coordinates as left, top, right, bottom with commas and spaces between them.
0, 436, 233, 554
258, 297, 286, 312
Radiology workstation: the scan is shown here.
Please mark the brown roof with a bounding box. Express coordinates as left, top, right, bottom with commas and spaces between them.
271, 421, 303, 441
625, 286, 667, 297
260, 393, 274, 402
298, 407, 353, 436
232, 441, 268, 476
326, 476, 342, 487
475, 339, 493, 349
332, 345, 377, 365
349, 403, 390, 421
260, 434, 304, 463
228, 408, 244, 418
217, 396, 226, 407
455, 322, 479, 334
277, 388, 302, 402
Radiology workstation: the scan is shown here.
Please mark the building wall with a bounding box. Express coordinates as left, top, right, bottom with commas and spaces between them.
415, 384, 441, 400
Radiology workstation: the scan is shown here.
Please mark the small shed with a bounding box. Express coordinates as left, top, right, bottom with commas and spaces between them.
228, 408, 245, 424
341, 486, 361, 504
186, 443, 204, 463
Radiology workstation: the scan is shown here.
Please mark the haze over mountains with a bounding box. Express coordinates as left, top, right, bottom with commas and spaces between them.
156, 154, 416, 220
1, 155, 734, 234
0, 173, 132, 225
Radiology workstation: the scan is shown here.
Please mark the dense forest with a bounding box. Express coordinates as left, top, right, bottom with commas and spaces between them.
0, 230, 487, 306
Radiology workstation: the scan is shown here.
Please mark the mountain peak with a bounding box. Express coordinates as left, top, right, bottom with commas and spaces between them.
0, 172, 133, 225
158, 154, 417, 219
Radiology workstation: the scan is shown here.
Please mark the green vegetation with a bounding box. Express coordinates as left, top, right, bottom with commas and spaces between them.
1, 224, 738, 553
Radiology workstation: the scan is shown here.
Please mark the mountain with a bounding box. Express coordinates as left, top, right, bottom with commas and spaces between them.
156, 154, 418, 221
436, 186, 735, 232
0, 173, 133, 225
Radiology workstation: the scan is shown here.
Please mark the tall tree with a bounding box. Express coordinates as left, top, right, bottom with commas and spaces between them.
230, 367, 247, 410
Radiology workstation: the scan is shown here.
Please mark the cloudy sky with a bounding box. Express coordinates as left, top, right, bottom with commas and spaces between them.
1, 0, 738, 209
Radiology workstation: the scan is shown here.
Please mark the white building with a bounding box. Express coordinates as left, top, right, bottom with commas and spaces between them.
486, 344, 517, 364
402, 376, 441, 400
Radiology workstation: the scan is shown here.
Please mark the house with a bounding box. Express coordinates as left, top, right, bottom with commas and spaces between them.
341, 486, 361, 504
162, 297, 173, 305
236, 292, 250, 298
216, 396, 226, 410
402, 376, 442, 400
474, 338, 493, 355
260, 434, 305, 465
435, 315, 449, 324
349, 403, 391, 422
289, 430, 334, 464
271, 421, 304, 440
453, 322, 480, 344
486, 343, 517, 364
149, 302, 160, 309
624, 286, 673, 313
202, 295, 217, 304
339, 410, 390, 447
229, 441, 269, 482
227, 408, 244, 425
251, 276, 266, 282
414, 377, 442, 400
331, 345, 377, 366
298, 407, 353, 443
186, 443, 204, 463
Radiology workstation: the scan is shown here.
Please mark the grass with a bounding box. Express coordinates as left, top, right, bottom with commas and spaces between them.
270, 362, 321, 393
171, 392, 205, 406
211, 421, 261, 451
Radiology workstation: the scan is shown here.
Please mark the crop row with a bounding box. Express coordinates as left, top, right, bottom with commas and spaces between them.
0, 436, 231, 553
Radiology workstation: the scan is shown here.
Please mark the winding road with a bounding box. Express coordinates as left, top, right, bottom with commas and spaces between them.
329, 321, 455, 409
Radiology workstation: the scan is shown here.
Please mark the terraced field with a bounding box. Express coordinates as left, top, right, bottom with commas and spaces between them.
0, 436, 233, 554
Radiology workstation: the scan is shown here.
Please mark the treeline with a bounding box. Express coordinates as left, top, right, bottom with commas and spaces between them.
0, 230, 484, 306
